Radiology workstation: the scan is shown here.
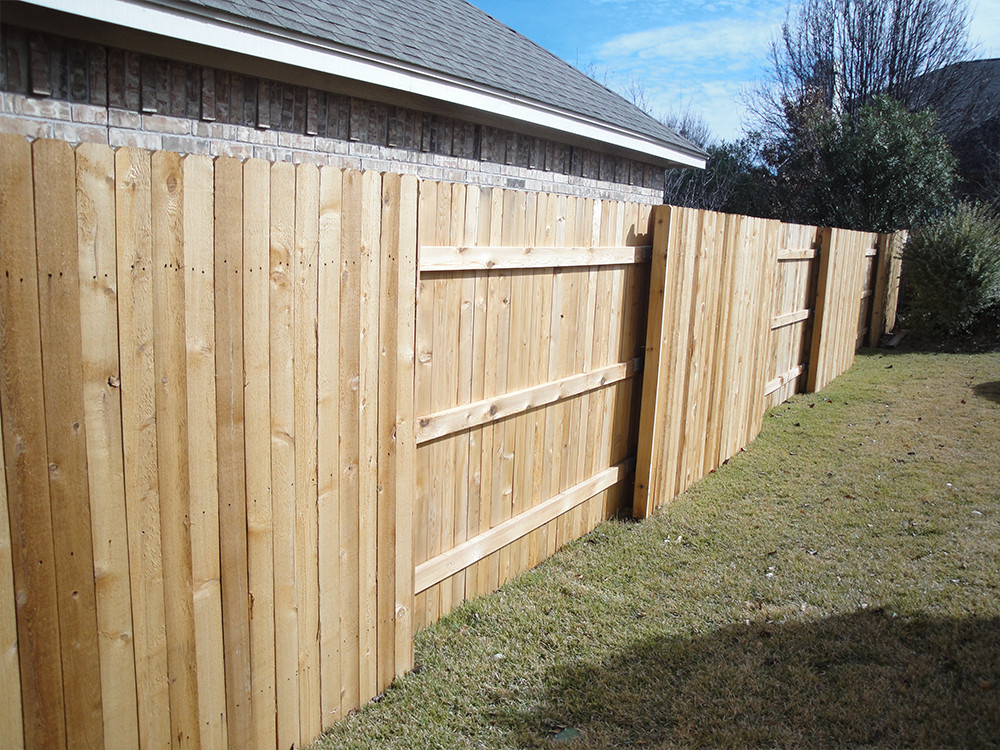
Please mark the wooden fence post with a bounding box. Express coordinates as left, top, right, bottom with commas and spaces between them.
807, 227, 836, 392
868, 230, 906, 345
632, 206, 672, 520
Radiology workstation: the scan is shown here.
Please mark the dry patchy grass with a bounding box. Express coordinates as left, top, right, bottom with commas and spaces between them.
314, 351, 1000, 749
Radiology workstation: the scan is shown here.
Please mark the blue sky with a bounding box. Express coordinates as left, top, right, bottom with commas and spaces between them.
470, 0, 1000, 142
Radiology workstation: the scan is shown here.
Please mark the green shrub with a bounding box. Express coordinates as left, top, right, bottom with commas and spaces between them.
903, 203, 1000, 336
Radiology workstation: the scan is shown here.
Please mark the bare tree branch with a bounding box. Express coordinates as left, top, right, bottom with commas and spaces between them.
748, 0, 985, 144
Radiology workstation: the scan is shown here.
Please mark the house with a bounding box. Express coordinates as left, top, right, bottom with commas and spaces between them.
0, 0, 706, 204
906, 57, 1000, 199
937, 58, 1000, 199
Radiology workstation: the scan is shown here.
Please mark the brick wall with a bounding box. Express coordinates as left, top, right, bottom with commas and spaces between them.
0, 24, 666, 203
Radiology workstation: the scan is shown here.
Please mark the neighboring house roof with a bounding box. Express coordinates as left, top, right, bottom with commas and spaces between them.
911, 58, 1000, 184
15, 0, 707, 169
908, 58, 1000, 136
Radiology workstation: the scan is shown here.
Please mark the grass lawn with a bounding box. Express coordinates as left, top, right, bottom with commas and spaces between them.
314, 351, 1000, 749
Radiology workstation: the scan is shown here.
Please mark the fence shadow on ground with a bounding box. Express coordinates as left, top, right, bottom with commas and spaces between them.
973, 381, 1000, 405
519, 611, 1000, 748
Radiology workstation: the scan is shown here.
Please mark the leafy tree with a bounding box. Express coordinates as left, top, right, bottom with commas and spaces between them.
664, 139, 776, 217
658, 108, 775, 216
775, 95, 955, 231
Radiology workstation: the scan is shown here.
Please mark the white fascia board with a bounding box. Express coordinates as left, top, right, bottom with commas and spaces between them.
25, 0, 707, 169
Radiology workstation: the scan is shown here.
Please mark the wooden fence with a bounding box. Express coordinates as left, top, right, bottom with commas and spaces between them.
0, 137, 902, 750
632, 206, 900, 517
0, 135, 416, 750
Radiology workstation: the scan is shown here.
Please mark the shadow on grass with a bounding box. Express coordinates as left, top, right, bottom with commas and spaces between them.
521, 611, 1000, 748
973, 381, 1000, 404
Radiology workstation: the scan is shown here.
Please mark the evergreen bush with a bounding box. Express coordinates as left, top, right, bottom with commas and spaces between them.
903, 203, 1000, 336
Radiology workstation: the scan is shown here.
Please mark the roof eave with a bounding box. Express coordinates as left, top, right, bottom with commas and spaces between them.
18, 0, 707, 169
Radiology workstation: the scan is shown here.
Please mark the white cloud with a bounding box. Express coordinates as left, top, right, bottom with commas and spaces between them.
598, 13, 783, 65
592, 7, 785, 140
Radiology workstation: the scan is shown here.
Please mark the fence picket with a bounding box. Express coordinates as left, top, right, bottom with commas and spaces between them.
114, 146, 172, 750
0, 134, 67, 750
293, 163, 322, 744
338, 168, 363, 709
151, 150, 201, 749
317, 165, 343, 726
213, 155, 253, 750
242, 157, 276, 750
182, 153, 227, 750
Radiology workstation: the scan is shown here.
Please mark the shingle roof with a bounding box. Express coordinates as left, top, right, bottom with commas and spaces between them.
924, 58, 1000, 133
146, 0, 706, 161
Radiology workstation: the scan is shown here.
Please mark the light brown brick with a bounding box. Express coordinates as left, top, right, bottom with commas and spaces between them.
253, 145, 293, 162
277, 131, 315, 150
162, 135, 211, 155
0, 115, 53, 139
51, 121, 108, 144
239, 127, 278, 145
291, 150, 328, 166
72, 103, 108, 125
314, 137, 350, 155
108, 109, 141, 129
141, 113, 193, 135
209, 140, 253, 159
16, 96, 72, 121
109, 128, 163, 150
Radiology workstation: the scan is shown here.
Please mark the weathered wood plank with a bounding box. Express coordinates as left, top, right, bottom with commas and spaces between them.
242, 157, 276, 750
338, 168, 363, 712
76, 142, 140, 750
33, 138, 105, 750
412, 181, 436, 626
317, 165, 343, 727
414, 461, 634, 592
268, 160, 299, 750
480, 187, 505, 594
376, 171, 401, 693
359, 170, 382, 699
115, 146, 172, 750
182, 154, 228, 750
462, 186, 486, 601
293, 162, 321, 745
393, 174, 418, 677
0, 399, 23, 750
151, 149, 201, 749
777, 248, 818, 261
212, 155, 253, 750
416, 358, 644, 443
0, 133, 65, 750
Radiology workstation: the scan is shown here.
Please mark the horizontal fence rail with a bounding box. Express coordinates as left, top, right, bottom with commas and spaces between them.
418, 244, 653, 270
0, 136, 904, 750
